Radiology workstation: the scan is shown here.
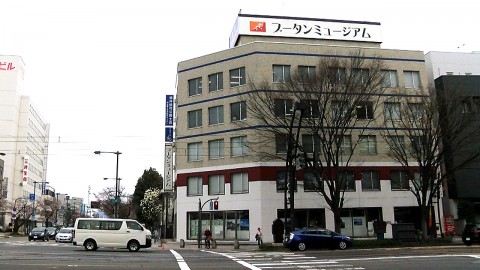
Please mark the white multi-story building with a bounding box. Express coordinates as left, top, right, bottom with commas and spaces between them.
175, 13, 438, 243
0, 55, 50, 230
425, 51, 480, 85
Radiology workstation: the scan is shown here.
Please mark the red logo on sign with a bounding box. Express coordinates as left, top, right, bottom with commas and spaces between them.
250, 21, 266, 32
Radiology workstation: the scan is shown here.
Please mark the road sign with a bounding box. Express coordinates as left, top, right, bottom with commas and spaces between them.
29, 193, 35, 201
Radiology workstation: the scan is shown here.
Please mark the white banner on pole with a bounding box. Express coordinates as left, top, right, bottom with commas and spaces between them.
163, 143, 174, 192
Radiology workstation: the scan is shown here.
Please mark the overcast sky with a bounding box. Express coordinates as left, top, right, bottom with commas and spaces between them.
1, 0, 478, 203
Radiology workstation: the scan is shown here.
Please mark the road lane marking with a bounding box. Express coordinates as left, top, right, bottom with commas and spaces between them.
170, 249, 191, 270
205, 250, 262, 270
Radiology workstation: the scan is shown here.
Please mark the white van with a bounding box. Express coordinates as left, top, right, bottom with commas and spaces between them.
73, 218, 152, 252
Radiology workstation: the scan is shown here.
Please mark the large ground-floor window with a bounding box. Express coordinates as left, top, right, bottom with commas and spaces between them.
340, 207, 382, 237
277, 208, 326, 233
187, 210, 249, 240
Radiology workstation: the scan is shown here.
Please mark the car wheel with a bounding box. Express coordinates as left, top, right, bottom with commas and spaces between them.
463, 240, 473, 246
298, 242, 306, 251
84, 239, 97, 251
128, 240, 140, 252
338, 240, 348, 250
28, 238, 32, 241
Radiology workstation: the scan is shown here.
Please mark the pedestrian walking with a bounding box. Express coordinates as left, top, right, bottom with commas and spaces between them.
153, 228, 160, 243
255, 227, 263, 247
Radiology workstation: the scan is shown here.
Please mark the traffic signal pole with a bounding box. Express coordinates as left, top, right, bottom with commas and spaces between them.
197, 197, 219, 249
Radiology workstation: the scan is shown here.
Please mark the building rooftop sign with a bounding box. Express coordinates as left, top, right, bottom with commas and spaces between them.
229, 13, 382, 48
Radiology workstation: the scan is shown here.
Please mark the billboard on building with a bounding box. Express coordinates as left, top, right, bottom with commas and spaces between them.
230, 14, 382, 48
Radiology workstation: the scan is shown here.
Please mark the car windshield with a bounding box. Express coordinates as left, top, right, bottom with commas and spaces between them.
47, 228, 56, 232
59, 228, 72, 233
32, 227, 46, 232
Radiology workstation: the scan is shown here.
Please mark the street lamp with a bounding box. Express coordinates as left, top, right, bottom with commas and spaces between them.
94, 151, 122, 218
32, 181, 49, 226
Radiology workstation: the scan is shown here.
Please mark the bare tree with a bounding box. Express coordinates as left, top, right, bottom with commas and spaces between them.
381, 81, 480, 238
94, 185, 133, 218
240, 50, 387, 233
36, 198, 59, 227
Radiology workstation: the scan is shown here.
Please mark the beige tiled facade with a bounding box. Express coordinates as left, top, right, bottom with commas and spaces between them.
175, 15, 435, 243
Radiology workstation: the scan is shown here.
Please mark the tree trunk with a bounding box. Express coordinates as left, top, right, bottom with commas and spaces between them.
420, 205, 429, 239
333, 209, 343, 233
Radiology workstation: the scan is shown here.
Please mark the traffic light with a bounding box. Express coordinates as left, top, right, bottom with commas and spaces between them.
213, 200, 219, 210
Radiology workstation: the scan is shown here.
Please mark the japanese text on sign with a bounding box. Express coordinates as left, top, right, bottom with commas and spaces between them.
230, 15, 382, 48
0, 62, 16, 70
165, 95, 174, 126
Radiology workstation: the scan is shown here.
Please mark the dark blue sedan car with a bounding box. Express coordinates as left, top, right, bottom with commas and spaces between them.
285, 228, 352, 251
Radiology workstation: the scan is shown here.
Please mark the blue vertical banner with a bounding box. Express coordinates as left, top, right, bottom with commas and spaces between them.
165, 127, 173, 142
165, 95, 174, 126
41, 182, 46, 195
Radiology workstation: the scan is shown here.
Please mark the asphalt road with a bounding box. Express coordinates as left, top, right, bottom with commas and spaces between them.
1, 237, 479, 270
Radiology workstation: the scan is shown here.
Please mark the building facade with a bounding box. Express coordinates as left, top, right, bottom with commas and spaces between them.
0, 55, 51, 231
425, 51, 480, 232
175, 14, 436, 242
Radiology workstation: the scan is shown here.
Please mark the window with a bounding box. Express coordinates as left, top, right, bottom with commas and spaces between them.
276, 170, 297, 192
412, 172, 429, 190
339, 135, 352, 155
384, 102, 401, 120
274, 99, 294, 118
187, 176, 203, 196
329, 67, 346, 85
231, 136, 248, 157
407, 103, 423, 121
273, 65, 291, 83
410, 136, 425, 153
359, 135, 377, 155
361, 171, 380, 190
461, 101, 471, 114
356, 101, 374, 120
187, 142, 202, 162
391, 171, 409, 190
353, 68, 370, 85
404, 71, 421, 89
298, 66, 316, 82
331, 101, 348, 119
126, 221, 143, 230
208, 139, 224, 160
387, 136, 405, 154
187, 109, 202, 128
188, 77, 202, 96
208, 72, 223, 92
230, 101, 247, 121
229, 67, 246, 87
382, 70, 398, 87
302, 134, 321, 154
275, 134, 288, 154
303, 100, 320, 118
276, 170, 286, 191
231, 172, 248, 194
339, 171, 355, 191
304, 171, 322, 192
208, 175, 225, 195
208, 105, 224, 125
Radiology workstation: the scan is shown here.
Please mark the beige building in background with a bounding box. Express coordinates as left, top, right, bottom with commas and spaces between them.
174, 13, 436, 243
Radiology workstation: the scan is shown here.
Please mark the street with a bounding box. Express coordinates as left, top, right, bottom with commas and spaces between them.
1, 237, 480, 269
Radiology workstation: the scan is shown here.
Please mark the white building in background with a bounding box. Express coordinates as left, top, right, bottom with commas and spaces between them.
0, 55, 50, 230
425, 51, 480, 85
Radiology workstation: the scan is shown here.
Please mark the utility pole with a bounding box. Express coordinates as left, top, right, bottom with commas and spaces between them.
283, 101, 306, 239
